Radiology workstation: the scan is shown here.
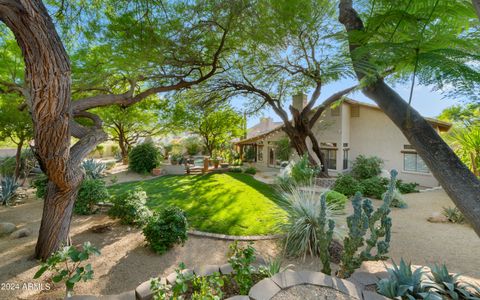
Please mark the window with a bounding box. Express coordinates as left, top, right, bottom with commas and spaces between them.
257, 145, 264, 161
321, 149, 337, 170
403, 153, 429, 173
343, 149, 349, 170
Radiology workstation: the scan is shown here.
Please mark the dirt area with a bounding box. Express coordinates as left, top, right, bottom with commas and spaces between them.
0, 174, 479, 299
271, 285, 356, 300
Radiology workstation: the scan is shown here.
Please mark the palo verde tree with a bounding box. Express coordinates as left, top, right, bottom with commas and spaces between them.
212, 0, 356, 176
338, 0, 480, 235
0, 0, 247, 260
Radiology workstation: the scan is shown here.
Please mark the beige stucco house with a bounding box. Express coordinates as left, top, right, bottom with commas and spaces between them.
236, 95, 451, 187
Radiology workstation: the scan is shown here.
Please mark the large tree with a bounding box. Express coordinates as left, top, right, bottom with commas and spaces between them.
0, 0, 246, 259
338, 0, 480, 236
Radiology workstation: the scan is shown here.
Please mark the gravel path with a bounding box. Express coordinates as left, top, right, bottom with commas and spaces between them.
271, 285, 356, 300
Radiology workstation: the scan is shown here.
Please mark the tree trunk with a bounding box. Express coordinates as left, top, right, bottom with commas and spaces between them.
307, 131, 328, 176
339, 0, 480, 236
119, 136, 128, 165
14, 138, 24, 180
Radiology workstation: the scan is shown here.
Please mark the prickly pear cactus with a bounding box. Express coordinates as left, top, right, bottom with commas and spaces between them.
337, 170, 397, 278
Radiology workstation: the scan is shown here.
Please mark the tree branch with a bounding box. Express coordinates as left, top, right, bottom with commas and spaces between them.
309, 85, 357, 128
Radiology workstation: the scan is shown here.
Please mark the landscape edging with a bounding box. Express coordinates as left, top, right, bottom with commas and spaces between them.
188, 230, 283, 241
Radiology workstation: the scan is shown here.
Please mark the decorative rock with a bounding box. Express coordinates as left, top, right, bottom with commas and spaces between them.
166, 269, 193, 284
332, 277, 363, 299
254, 255, 266, 266
101, 290, 136, 299
362, 290, 391, 300
427, 212, 448, 223
194, 265, 220, 277
297, 270, 333, 287
0, 222, 16, 236
135, 278, 166, 300
67, 296, 99, 300
350, 271, 379, 286
220, 263, 234, 275
225, 296, 250, 300
373, 271, 389, 280
248, 278, 281, 300
10, 228, 31, 239
270, 270, 304, 289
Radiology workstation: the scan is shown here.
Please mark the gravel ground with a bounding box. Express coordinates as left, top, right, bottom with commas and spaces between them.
271, 285, 356, 300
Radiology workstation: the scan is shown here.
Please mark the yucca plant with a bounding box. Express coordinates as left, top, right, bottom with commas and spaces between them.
1, 176, 19, 205
424, 263, 480, 299
81, 159, 106, 179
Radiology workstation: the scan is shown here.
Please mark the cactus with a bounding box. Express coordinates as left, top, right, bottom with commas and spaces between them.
318, 193, 335, 275
1, 176, 19, 205
337, 170, 397, 278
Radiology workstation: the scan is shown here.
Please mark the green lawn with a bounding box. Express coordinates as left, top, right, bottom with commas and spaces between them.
108, 173, 285, 236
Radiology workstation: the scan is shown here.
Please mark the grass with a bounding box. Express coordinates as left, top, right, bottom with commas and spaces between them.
108, 173, 285, 236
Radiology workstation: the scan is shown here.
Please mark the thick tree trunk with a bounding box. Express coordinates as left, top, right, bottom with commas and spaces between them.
307, 131, 328, 176
339, 0, 480, 236
14, 138, 24, 180
118, 134, 129, 165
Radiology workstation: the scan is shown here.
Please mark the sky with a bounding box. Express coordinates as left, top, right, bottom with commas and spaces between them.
232, 79, 464, 128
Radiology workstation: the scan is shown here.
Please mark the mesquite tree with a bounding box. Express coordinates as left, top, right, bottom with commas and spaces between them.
0, 0, 245, 259
338, 0, 480, 236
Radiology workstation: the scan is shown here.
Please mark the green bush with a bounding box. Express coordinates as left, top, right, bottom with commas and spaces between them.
244, 167, 256, 175
351, 155, 383, 180
182, 137, 202, 156
333, 174, 362, 197
244, 146, 256, 162
0, 156, 16, 177
74, 179, 109, 215
108, 187, 152, 226
275, 137, 292, 162
227, 241, 256, 295
359, 176, 388, 199
324, 191, 348, 210
33, 174, 49, 199
143, 206, 188, 254
396, 179, 419, 194
290, 154, 319, 185
228, 166, 243, 173
129, 142, 162, 173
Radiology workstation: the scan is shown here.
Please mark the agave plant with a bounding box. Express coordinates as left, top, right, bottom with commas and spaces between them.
81, 159, 106, 179
442, 206, 466, 224
423, 263, 480, 299
1, 176, 19, 205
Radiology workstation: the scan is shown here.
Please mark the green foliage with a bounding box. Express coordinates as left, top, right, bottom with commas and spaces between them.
337, 170, 397, 278
258, 257, 283, 278
396, 180, 419, 194
228, 166, 243, 173
351, 155, 383, 180
275, 138, 292, 162
108, 187, 152, 226
277, 186, 337, 274
244, 167, 256, 175
324, 191, 348, 210
129, 142, 162, 174
182, 136, 203, 156
387, 189, 408, 209
74, 179, 109, 215
0, 156, 16, 177
33, 242, 100, 297
169, 152, 183, 165
290, 154, 319, 186
377, 260, 480, 299
33, 174, 48, 199
81, 159, 106, 179
244, 146, 256, 162
333, 174, 362, 197
1, 176, 18, 205
227, 241, 256, 295
359, 176, 389, 199
192, 272, 225, 300
444, 125, 480, 177
143, 206, 188, 254
442, 206, 466, 224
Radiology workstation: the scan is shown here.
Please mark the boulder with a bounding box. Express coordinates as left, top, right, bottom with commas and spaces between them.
10, 228, 32, 239
427, 212, 448, 223
0, 222, 16, 236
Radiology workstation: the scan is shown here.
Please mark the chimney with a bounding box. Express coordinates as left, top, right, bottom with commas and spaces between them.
292, 94, 307, 112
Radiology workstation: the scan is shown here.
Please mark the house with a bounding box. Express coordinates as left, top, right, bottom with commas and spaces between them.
235, 94, 452, 187
246, 117, 283, 138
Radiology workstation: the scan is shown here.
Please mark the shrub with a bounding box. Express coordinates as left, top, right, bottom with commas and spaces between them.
228, 166, 243, 173
275, 137, 292, 162
108, 187, 152, 226
290, 154, 319, 185
396, 179, 419, 194
228, 241, 256, 295
386, 188, 408, 208
244, 146, 256, 162
33, 174, 48, 199
129, 142, 162, 173
170, 153, 183, 165
324, 191, 348, 210
244, 167, 256, 175
442, 206, 465, 224
81, 159, 106, 179
183, 137, 202, 156
359, 176, 389, 199
74, 179, 109, 215
143, 206, 188, 254
1, 176, 18, 205
105, 161, 116, 170
192, 272, 225, 300
351, 155, 383, 180
34, 242, 100, 298
333, 174, 362, 197
0, 156, 16, 177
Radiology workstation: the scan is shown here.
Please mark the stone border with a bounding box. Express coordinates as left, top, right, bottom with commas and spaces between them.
188, 230, 283, 241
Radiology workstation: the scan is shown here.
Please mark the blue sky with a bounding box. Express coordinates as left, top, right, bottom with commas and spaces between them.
233, 79, 463, 127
